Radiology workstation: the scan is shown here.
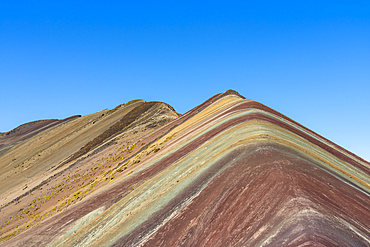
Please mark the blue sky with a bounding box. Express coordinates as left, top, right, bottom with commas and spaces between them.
1, 1, 369, 161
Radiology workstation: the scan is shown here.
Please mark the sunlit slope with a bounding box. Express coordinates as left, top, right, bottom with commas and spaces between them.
0, 100, 145, 198
0, 117, 78, 157
0, 100, 179, 245
1, 90, 369, 246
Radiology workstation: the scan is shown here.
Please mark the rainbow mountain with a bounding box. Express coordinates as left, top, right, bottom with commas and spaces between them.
0, 90, 369, 246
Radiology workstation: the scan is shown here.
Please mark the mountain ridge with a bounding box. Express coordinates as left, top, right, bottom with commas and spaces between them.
0, 90, 369, 246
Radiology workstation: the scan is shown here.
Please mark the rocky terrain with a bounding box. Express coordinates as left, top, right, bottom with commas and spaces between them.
0, 90, 369, 246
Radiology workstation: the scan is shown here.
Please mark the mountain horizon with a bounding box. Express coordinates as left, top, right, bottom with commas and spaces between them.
1, 90, 369, 246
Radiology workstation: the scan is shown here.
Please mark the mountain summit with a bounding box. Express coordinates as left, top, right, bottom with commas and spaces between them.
1, 90, 369, 246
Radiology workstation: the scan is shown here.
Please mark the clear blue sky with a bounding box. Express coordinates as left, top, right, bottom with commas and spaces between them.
1, 1, 369, 161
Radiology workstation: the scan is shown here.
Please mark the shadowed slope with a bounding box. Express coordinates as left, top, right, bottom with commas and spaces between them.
0, 90, 369, 247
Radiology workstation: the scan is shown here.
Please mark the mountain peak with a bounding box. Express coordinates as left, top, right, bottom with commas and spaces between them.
0, 92, 369, 246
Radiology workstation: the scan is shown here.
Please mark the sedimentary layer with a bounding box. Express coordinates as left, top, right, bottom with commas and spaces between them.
0, 90, 369, 247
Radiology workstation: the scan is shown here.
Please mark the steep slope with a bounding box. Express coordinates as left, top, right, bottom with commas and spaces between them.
1, 90, 369, 247
0, 100, 179, 245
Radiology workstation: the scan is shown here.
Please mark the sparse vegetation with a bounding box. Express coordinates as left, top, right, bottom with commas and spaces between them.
0, 103, 178, 243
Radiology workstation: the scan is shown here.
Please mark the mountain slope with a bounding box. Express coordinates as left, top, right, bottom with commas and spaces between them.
0, 100, 179, 244
0, 90, 369, 247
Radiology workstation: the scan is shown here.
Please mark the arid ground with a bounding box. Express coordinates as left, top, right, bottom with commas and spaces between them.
1, 90, 369, 246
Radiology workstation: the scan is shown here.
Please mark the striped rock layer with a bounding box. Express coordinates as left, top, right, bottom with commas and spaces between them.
0, 90, 369, 246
